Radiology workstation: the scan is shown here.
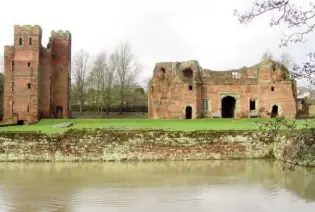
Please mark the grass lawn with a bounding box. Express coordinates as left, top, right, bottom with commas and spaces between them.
0, 118, 314, 134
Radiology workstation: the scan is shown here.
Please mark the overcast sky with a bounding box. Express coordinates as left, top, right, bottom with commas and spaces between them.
0, 0, 314, 87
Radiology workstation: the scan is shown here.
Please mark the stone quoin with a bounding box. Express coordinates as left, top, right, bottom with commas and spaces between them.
148, 60, 297, 119
2, 25, 71, 124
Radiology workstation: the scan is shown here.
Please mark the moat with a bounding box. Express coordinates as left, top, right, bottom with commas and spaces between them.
0, 160, 314, 212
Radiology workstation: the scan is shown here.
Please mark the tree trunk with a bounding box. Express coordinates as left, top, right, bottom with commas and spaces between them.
79, 103, 82, 115
120, 88, 124, 114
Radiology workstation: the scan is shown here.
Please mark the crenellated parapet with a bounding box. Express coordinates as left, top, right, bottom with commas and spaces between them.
51, 30, 71, 40
14, 25, 42, 35
4, 45, 14, 54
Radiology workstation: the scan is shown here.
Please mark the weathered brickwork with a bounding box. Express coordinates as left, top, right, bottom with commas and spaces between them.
148, 60, 297, 119
2, 25, 71, 124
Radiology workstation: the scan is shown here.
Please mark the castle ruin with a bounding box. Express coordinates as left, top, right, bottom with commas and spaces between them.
2, 25, 71, 124
148, 60, 297, 119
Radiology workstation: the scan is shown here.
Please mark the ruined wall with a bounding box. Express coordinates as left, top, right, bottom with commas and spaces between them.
0, 130, 272, 161
51, 31, 71, 119
148, 61, 202, 119
149, 59, 297, 119
201, 84, 259, 117
0, 129, 313, 166
258, 83, 296, 118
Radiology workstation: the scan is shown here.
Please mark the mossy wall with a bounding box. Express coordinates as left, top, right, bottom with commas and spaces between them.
0, 129, 314, 166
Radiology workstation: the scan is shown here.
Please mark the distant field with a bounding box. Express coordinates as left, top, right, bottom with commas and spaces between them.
0, 118, 314, 134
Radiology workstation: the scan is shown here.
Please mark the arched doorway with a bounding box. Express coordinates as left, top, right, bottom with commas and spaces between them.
221, 96, 236, 118
17, 120, 24, 125
185, 106, 192, 119
271, 105, 278, 118
56, 106, 63, 118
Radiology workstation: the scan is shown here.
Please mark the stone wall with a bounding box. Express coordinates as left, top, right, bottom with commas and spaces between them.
0, 129, 313, 166
148, 59, 297, 119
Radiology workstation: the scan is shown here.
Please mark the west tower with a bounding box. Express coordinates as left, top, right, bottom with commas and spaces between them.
2, 25, 71, 124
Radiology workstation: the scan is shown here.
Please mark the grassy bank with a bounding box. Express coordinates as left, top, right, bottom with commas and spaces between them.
0, 118, 314, 134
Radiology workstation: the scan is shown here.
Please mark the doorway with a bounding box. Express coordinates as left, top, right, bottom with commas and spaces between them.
221, 96, 236, 118
185, 106, 192, 119
271, 105, 278, 118
17, 120, 24, 125
56, 106, 63, 118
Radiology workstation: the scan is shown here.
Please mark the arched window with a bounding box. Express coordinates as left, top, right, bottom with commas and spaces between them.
28, 37, 32, 45
18, 37, 23, 46
159, 67, 166, 80
182, 68, 193, 79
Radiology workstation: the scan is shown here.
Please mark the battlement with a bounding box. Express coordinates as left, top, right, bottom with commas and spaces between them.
14, 25, 42, 35
4, 45, 14, 53
51, 30, 71, 39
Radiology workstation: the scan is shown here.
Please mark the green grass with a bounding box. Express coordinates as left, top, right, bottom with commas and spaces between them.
0, 118, 314, 134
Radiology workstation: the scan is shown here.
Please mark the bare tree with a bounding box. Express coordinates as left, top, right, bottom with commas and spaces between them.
72, 49, 90, 114
113, 42, 141, 114
101, 53, 117, 114
234, 0, 315, 85
87, 53, 105, 113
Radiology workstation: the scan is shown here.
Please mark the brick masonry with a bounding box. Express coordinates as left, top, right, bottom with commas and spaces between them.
2, 25, 71, 124
148, 60, 297, 119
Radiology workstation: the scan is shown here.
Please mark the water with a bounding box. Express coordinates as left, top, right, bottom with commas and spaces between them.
0, 160, 314, 212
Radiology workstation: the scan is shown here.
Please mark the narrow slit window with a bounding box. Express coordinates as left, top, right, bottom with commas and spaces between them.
28, 62, 31, 67
271, 87, 275, 91
28, 37, 32, 45
18, 37, 23, 46
27, 83, 31, 89
27, 105, 30, 112
11, 61, 14, 71
189, 85, 193, 90
11, 82, 14, 92
10, 101, 14, 115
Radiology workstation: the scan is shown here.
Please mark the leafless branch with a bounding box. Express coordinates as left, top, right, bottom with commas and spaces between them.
235, 0, 315, 85
234, 0, 315, 46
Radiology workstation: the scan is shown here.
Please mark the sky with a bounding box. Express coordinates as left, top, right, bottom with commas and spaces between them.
0, 0, 314, 87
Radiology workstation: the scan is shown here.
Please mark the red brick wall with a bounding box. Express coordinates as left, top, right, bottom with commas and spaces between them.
2, 25, 71, 124
149, 60, 297, 119
3, 46, 14, 121
39, 49, 52, 118
201, 84, 259, 117
3, 25, 41, 124
51, 32, 71, 119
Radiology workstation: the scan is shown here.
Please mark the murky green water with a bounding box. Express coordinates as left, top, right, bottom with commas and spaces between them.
0, 160, 314, 212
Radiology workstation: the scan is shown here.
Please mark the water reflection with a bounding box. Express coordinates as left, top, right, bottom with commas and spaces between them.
0, 160, 314, 212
